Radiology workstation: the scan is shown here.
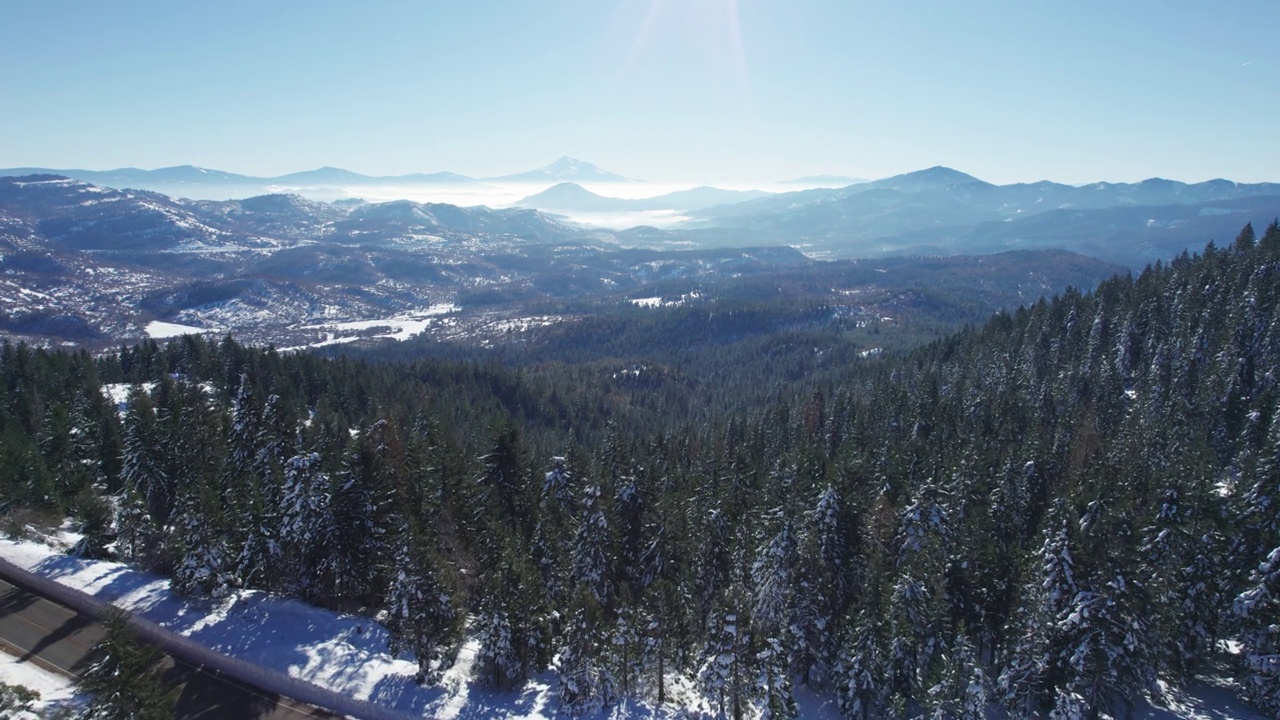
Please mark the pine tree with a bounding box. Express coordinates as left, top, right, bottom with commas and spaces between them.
606, 606, 646, 701
836, 614, 886, 720
119, 387, 171, 529
795, 483, 854, 686
998, 579, 1052, 716
571, 483, 611, 608
475, 607, 521, 689
1055, 571, 1153, 719
699, 587, 755, 720
384, 522, 460, 682
316, 421, 396, 609
751, 516, 796, 649
170, 479, 234, 598
556, 597, 616, 716
278, 447, 330, 602
926, 633, 988, 720
1233, 546, 1280, 717
78, 610, 173, 720
756, 635, 798, 720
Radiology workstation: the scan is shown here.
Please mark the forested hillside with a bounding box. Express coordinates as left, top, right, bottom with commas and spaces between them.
2, 223, 1279, 719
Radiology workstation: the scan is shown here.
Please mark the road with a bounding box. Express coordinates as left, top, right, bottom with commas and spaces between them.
0, 577, 341, 719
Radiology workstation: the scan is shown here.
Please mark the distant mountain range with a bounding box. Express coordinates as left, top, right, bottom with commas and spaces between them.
0, 157, 639, 199
0, 174, 819, 348
514, 182, 771, 213
4, 163, 1278, 270
682, 165, 1280, 266
0, 164, 485, 190
483, 156, 635, 183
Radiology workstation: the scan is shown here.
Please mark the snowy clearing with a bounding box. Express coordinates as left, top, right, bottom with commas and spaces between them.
145, 320, 218, 338
283, 303, 460, 350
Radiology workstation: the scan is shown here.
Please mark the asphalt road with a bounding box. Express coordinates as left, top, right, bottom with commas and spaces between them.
0, 577, 341, 720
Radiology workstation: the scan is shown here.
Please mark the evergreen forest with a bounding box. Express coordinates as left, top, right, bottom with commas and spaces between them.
2, 223, 1280, 719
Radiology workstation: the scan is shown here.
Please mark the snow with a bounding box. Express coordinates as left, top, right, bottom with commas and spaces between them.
100, 382, 160, 416
0, 535, 1264, 720
0, 536, 679, 719
284, 304, 460, 350
628, 293, 697, 309
145, 320, 217, 338
0, 650, 83, 718
1143, 676, 1269, 719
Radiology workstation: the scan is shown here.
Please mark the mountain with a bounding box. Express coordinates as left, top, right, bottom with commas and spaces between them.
873, 194, 1280, 268
269, 166, 376, 185
264, 168, 482, 186
686, 165, 1280, 265
0, 165, 485, 200
652, 185, 772, 210
0, 165, 261, 189
859, 165, 991, 193
486, 156, 636, 183
514, 182, 770, 213
0, 175, 829, 348
397, 171, 477, 184
514, 183, 624, 212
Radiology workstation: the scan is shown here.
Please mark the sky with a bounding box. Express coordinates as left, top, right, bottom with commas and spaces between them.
2, 0, 1278, 185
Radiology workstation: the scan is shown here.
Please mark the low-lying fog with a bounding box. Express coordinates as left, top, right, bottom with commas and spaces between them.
157, 180, 843, 230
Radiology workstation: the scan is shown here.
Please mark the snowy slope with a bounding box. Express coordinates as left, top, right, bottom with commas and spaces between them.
0, 536, 685, 719
0, 534, 1264, 720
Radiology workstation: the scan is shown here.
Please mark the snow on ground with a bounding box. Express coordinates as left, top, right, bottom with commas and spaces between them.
1141, 674, 1269, 720
145, 320, 219, 338
282, 304, 460, 350
0, 650, 83, 718
0, 532, 1265, 720
100, 382, 152, 415
0, 536, 682, 719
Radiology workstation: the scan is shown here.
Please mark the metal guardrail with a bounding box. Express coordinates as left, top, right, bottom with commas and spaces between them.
0, 557, 424, 720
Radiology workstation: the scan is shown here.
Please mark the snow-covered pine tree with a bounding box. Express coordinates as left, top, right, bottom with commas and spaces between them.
1233, 546, 1280, 717
751, 514, 796, 647
170, 479, 234, 598
613, 475, 650, 604
836, 613, 886, 720
756, 635, 798, 720
384, 521, 460, 683
887, 483, 949, 708
926, 632, 987, 720
316, 420, 397, 610
235, 392, 289, 591
1139, 477, 1227, 679
475, 607, 521, 690
699, 587, 755, 720
1235, 404, 1280, 587
997, 577, 1053, 715
1055, 571, 1154, 719
607, 605, 647, 701
119, 386, 172, 531
794, 483, 854, 686
556, 597, 616, 716
78, 610, 173, 720
572, 483, 611, 608
277, 446, 329, 601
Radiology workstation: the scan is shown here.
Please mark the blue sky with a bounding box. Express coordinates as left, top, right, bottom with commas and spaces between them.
2, 0, 1277, 184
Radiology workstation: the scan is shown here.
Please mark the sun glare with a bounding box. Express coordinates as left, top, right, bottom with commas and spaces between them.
629, 0, 749, 89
